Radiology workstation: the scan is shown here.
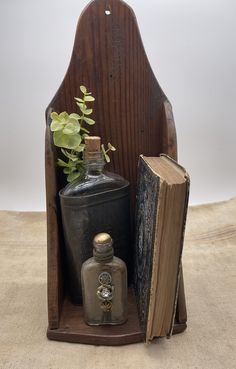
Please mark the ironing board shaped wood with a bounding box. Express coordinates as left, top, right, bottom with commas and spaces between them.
45, 0, 187, 345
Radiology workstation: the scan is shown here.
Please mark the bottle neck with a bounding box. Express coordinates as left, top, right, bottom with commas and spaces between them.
83, 151, 105, 176
93, 245, 114, 263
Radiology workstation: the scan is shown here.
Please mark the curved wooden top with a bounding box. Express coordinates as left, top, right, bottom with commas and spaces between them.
46, 0, 177, 197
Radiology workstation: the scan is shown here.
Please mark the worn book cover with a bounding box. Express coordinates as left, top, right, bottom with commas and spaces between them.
134, 154, 190, 341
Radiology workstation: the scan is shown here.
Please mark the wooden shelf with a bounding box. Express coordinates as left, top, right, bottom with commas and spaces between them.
45, 0, 188, 345
47, 288, 145, 345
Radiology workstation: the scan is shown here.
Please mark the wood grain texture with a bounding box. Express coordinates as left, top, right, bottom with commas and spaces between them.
45, 126, 61, 329
46, 0, 170, 195
45, 0, 187, 343
162, 101, 178, 160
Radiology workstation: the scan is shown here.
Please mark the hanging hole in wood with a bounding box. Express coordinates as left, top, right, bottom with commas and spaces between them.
105, 10, 111, 15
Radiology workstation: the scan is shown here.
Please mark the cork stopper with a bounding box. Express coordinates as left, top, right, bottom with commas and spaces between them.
84, 136, 101, 153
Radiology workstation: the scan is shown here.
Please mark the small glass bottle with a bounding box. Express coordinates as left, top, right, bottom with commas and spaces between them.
59, 137, 131, 304
81, 233, 128, 325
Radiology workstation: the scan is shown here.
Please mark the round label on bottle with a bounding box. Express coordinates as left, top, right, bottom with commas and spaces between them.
98, 272, 112, 285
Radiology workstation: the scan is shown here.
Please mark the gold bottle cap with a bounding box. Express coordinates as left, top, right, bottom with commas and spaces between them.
93, 233, 114, 262
84, 136, 101, 153
93, 233, 112, 245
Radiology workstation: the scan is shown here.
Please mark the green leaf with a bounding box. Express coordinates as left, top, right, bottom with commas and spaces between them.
61, 148, 75, 158
82, 117, 95, 125
101, 144, 106, 155
59, 112, 69, 121
80, 85, 87, 94
80, 126, 90, 134
77, 103, 87, 114
50, 111, 59, 121
50, 121, 64, 131
101, 144, 111, 162
74, 97, 84, 103
104, 153, 110, 163
63, 121, 80, 135
108, 142, 116, 151
75, 158, 83, 164
61, 149, 79, 162
57, 158, 70, 167
83, 108, 93, 115
82, 133, 89, 138
74, 144, 85, 153
68, 156, 79, 163
67, 171, 80, 182
77, 103, 93, 115
63, 167, 73, 174
68, 116, 80, 124
69, 113, 80, 120
84, 95, 95, 102
53, 130, 81, 149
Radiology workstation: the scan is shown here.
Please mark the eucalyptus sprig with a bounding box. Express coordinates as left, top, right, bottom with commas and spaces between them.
50, 85, 116, 182
101, 143, 116, 163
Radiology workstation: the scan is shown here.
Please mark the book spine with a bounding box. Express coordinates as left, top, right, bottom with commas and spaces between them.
134, 156, 160, 335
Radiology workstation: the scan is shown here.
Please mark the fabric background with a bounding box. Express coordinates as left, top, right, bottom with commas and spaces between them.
0, 198, 235, 369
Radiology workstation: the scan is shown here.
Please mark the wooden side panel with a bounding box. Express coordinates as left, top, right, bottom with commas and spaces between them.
162, 101, 178, 160
45, 126, 63, 329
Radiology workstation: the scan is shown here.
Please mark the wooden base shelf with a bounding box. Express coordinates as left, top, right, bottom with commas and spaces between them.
47, 288, 187, 345
47, 288, 145, 345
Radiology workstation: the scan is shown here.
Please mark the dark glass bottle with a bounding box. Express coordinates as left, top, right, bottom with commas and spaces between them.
59, 137, 130, 304
81, 233, 128, 325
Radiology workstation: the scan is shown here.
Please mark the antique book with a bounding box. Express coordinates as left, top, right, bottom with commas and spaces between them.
134, 154, 190, 341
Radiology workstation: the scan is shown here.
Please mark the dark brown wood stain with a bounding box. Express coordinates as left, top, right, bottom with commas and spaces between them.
45, 0, 187, 344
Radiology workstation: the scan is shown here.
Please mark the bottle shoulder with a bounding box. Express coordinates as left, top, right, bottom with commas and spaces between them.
82, 256, 127, 272
112, 256, 127, 270
60, 170, 129, 197
81, 257, 95, 270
